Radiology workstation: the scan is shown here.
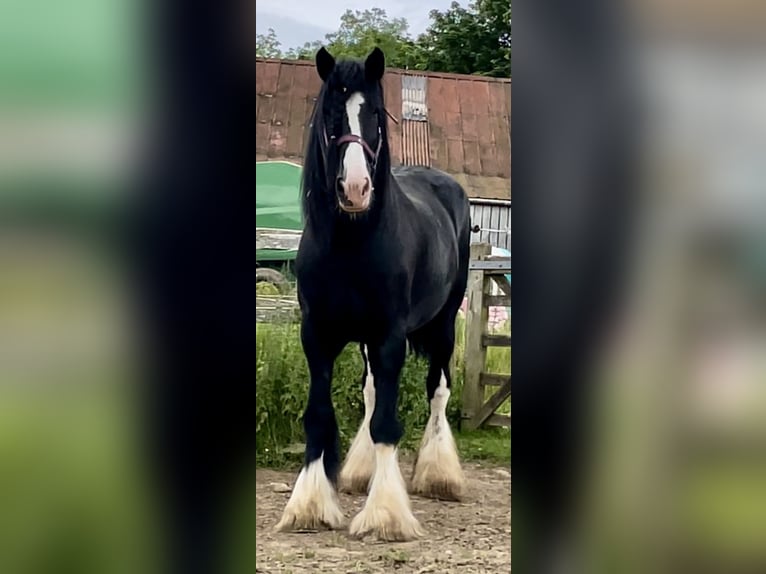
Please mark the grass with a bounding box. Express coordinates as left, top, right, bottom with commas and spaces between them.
255, 311, 511, 468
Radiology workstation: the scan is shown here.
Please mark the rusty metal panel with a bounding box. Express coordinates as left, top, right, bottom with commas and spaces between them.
474, 80, 499, 176
285, 64, 310, 157
256, 61, 281, 157
446, 138, 465, 174
426, 76, 448, 169
487, 82, 511, 178
382, 71, 402, 165
256, 58, 511, 190
401, 120, 431, 166
441, 79, 464, 173
269, 62, 293, 157
401, 74, 428, 121
458, 80, 483, 175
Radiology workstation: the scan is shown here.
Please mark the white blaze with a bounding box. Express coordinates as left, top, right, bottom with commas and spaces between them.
342, 92, 370, 182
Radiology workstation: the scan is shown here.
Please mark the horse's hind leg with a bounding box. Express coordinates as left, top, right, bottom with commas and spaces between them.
411, 315, 466, 501
339, 344, 376, 494
275, 323, 345, 532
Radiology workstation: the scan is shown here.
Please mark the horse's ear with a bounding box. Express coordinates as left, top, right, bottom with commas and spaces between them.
316, 47, 335, 82
365, 47, 385, 82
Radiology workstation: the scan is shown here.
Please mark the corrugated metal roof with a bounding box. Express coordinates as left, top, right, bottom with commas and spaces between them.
401, 120, 431, 166
256, 58, 511, 199
401, 74, 428, 121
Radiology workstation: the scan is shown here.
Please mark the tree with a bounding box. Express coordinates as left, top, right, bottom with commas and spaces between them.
256, 28, 283, 59
261, 3, 511, 78
411, 0, 511, 77
284, 9, 417, 69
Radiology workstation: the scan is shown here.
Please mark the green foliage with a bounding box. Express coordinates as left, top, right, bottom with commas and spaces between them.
255, 313, 511, 467
284, 8, 417, 69
256, 322, 433, 466
255, 28, 282, 59
412, 0, 511, 77
455, 427, 511, 464
257, 3, 511, 78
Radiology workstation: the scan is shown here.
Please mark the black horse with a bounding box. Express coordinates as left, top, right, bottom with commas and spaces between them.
274, 47, 471, 541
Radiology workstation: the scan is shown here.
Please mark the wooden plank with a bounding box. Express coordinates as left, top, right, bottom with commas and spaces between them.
469, 260, 511, 271
480, 372, 511, 387
490, 274, 512, 296
256, 229, 302, 251
486, 414, 511, 428
483, 334, 511, 347
462, 242, 491, 421
485, 268, 512, 277
484, 295, 511, 308
467, 377, 512, 430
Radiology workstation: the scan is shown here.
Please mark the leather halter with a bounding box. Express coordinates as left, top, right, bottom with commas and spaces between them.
323, 126, 383, 174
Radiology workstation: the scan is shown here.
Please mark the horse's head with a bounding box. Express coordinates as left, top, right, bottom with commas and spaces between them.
313, 47, 386, 214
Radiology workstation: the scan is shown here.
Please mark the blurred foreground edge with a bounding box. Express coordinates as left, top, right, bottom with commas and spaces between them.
130, 2, 256, 574
512, 1, 639, 573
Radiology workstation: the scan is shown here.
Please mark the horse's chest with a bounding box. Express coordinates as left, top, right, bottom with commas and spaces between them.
303, 270, 398, 327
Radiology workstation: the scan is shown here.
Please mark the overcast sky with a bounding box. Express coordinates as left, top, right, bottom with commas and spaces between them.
256, 0, 458, 51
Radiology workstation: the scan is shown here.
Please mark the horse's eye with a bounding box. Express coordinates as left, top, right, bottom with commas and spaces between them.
337, 85, 347, 93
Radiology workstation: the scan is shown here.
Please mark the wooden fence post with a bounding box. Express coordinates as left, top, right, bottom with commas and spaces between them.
462, 242, 491, 424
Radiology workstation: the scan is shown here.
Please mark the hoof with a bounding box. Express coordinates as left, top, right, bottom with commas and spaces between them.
339, 470, 372, 495
410, 462, 465, 501
349, 503, 424, 541
274, 455, 345, 532
349, 444, 424, 541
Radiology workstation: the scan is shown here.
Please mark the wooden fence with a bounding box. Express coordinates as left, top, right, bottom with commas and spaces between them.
461, 243, 511, 430
256, 296, 300, 323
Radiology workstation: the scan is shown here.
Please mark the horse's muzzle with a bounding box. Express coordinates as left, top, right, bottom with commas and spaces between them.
336, 176, 372, 212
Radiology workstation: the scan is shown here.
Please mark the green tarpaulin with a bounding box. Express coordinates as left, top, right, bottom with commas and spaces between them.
256, 161, 303, 261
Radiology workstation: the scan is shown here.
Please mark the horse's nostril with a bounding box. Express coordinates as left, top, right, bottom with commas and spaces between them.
362, 178, 371, 196
336, 178, 344, 194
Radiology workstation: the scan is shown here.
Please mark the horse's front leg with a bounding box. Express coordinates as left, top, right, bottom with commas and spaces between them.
349, 334, 424, 541
275, 322, 345, 532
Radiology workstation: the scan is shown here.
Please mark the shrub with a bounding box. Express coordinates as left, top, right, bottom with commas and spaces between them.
255, 312, 509, 467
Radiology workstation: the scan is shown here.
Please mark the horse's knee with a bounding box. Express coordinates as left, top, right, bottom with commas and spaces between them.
369, 408, 402, 446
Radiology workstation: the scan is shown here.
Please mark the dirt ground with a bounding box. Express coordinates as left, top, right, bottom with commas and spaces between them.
255, 459, 511, 573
